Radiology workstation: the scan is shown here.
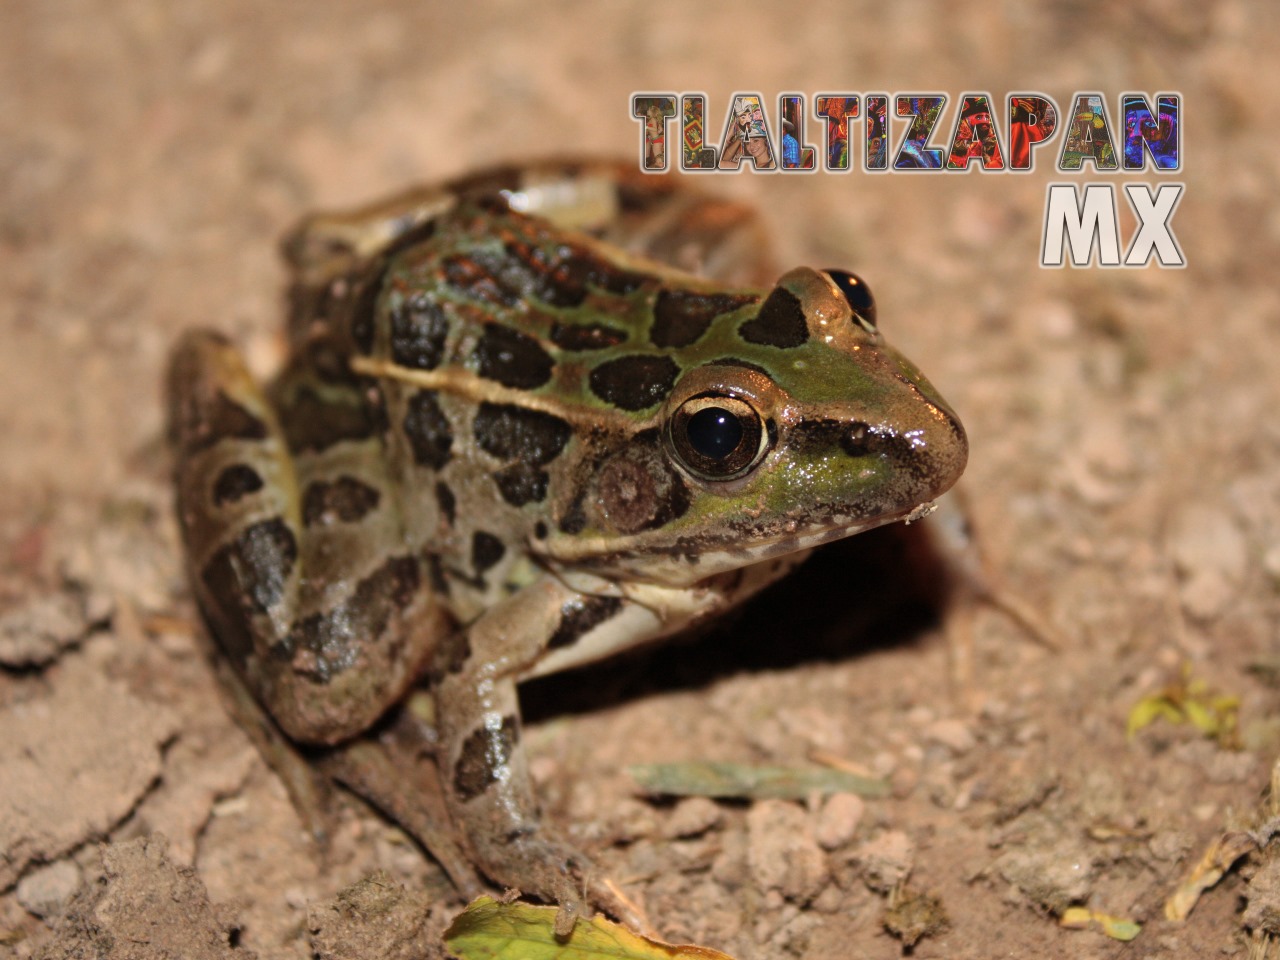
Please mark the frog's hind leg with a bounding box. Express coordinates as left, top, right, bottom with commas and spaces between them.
169, 330, 475, 878
168, 329, 306, 693
167, 331, 442, 747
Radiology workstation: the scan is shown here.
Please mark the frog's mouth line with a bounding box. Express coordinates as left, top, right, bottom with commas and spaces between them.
542, 498, 939, 578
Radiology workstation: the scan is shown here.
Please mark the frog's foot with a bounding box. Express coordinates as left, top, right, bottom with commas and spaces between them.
475, 830, 648, 937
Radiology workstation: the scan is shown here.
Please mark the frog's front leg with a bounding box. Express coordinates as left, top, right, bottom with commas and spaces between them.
436, 574, 668, 930
436, 566, 787, 930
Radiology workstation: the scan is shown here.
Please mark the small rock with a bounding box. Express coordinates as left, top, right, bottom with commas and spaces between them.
747, 800, 829, 903
856, 830, 915, 893
1168, 505, 1247, 621
923, 718, 977, 755
662, 797, 722, 839
608, 798, 658, 843
994, 833, 1095, 914
814, 793, 865, 851
16, 859, 82, 918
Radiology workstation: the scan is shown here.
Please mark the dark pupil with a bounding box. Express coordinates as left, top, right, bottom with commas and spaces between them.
686, 406, 743, 460
825, 269, 876, 326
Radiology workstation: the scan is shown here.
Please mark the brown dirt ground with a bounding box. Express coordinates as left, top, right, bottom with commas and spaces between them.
3, 2, 1279, 958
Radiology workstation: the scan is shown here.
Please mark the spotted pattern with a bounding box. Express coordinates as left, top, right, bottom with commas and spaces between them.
739, 287, 809, 348
473, 403, 571, 465
548, 595, 624, 649
201, 518, 297, 615
212, 464, 264, 506
403, 390, 453, 469
473, 324, 554, 390
390, 298, 449, 370
279, 555, 420, 683
453, 715, 519, 802
501, 232, 648, 308
650, 290, 756, 348
588, 355, 679, 411
302, 476, 381, 526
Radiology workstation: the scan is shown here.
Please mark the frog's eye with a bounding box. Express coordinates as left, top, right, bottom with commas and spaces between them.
824, 269, 877, 332
668, 394, 769, 481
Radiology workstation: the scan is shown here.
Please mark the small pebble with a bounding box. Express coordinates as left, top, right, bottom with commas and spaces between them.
814, 792, 865, 851
662, 796, 722, 840
17, 859, 83, 918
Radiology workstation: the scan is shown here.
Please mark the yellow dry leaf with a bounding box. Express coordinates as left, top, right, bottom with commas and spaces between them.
1165, 831, 1257, 921
1059, 907, 1141, 941
444, 896, 737, 960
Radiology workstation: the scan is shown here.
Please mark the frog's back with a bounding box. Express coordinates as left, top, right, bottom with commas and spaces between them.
273, 194, 776, 623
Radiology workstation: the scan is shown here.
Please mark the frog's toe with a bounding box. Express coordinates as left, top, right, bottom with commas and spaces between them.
488, 834, 647, 936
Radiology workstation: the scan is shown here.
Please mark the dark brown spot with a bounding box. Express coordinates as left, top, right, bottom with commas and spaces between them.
212, 464, 264, 505
403, 391, 453, 469
492, 463, 550, 507
453, 715, 520, 802
739, 287, 809, 348
548, 595, 624, 649
433, 629, 472, 677
302, 476, 381, 526
558, 492, 587, 535
534, 521, 548, 539
588, 355, 679, 411
279, 385, 379, 454
549, 320, 627, 351
428, 554, 451, 597
651, 290, 757, 348
390, 297, 449, 370
435, 481, 457, 527
473, 403, 571, 465
471, 531, 506, 575
283, 555, 420, 683
201, 518, 298, 615
177, 390, 268, 455
473, 324, 554, 390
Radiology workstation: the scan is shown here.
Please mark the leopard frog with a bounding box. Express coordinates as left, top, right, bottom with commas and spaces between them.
168, 160, 967, 919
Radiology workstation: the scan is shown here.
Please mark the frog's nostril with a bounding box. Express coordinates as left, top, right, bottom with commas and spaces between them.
839, 423, 870, 456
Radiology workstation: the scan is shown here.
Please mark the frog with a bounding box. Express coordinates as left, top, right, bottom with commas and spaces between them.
167, 159, 968, 925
